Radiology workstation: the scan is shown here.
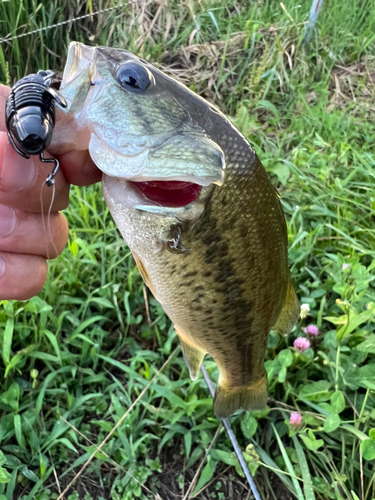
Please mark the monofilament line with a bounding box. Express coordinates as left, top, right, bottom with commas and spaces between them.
56, 346, 180, 500
200, 364, 262, 500
0, 1, 142, 44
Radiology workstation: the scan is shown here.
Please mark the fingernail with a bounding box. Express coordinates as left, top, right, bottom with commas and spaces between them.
0, 255, 5, 279
1, 142, 37, 192
0, 205, 16, 238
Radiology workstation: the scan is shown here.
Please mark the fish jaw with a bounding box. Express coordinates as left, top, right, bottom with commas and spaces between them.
51, 41, 226, 192
102, 174, 212, 221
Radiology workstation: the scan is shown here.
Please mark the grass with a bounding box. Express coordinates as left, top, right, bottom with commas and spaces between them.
1, 0, 375, 498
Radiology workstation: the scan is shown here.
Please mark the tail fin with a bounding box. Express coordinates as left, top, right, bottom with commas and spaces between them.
213, 375, 268, 420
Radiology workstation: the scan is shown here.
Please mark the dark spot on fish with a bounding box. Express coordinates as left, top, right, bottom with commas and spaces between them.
183, 271, 198, 278
181, 280, 195, 287
203, 271, 212, 278
202, 233, 221, 246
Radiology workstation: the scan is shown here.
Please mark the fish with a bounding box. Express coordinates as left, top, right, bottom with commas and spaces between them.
50, 42, 300, 419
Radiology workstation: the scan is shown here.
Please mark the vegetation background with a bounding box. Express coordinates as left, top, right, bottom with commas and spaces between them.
0, 0, 375, 499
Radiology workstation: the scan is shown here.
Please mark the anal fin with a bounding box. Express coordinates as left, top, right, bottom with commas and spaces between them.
273, 279, 299, 336
175, 327, 206, 380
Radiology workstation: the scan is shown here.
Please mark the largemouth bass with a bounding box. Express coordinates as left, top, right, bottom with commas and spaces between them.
51, 42, 299, 419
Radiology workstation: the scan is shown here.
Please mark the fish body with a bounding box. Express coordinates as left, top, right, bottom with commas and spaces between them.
51, 42, 299, 419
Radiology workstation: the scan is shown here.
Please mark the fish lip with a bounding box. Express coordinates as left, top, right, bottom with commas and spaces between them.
102, 174, 215, 217
89, 131, 226, 187
102, 172, 219, 187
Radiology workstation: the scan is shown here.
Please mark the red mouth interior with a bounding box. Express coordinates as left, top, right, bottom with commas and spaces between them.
132, 180, 202, 208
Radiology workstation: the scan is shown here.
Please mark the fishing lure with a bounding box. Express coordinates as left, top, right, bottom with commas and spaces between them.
5, 69, 66, 186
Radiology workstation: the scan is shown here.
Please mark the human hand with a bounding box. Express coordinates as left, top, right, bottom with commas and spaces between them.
0, 84, 102, 300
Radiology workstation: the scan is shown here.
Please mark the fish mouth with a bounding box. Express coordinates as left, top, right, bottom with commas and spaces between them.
102, 174, 214, 220
130, 180, 202, 208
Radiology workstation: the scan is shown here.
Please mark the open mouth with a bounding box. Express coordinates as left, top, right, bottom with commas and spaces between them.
130, 180, 203, 208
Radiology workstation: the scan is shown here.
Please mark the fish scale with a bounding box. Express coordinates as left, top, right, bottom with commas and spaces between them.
51, 42, 300, 419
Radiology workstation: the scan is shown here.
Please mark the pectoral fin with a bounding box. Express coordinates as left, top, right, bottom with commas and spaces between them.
273, 279, 299, 336
175, 327, 206, 380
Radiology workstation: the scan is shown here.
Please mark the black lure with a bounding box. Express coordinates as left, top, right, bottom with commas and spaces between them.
5, 70, 66, 187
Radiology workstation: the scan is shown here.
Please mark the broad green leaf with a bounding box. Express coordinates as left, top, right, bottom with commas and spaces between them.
210, 449, 238, 466
278, 349, 293, 368
350, 363, 375, 390
241, 414, 258, 439
361, 439, 375, 460
192, 459, 216, 496
51, 438, 78, 454
369, 428, 375, 440
299, 381, 332, 402
336, 309, 372, 341
21, 466, 39, 482
300, 434, 324, 452
251, 406, 271, 419
1, 383, 20, 411
0, 466, 10, 484
330, 391, 345, 414
355, 334, 375, 353
324, 316, 346, 325
185, 447, 203, 470
278, 366, 287, 383
324, 414, 341, 433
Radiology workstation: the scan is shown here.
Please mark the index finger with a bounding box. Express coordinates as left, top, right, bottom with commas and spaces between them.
0, 84, 102, 187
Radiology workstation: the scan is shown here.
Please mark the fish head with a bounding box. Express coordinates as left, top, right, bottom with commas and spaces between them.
53, 42, 226, 221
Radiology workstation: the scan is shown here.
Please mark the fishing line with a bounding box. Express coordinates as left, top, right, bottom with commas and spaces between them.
0, 1, 143, 45
201, 365, 262, 500
40, 180, 58, 262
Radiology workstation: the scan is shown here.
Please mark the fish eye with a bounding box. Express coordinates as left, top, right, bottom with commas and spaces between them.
116, 62, 154, 92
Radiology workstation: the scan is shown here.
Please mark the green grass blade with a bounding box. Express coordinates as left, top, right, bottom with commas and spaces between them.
272, 424, 305, 500
292, 435, 316, 500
